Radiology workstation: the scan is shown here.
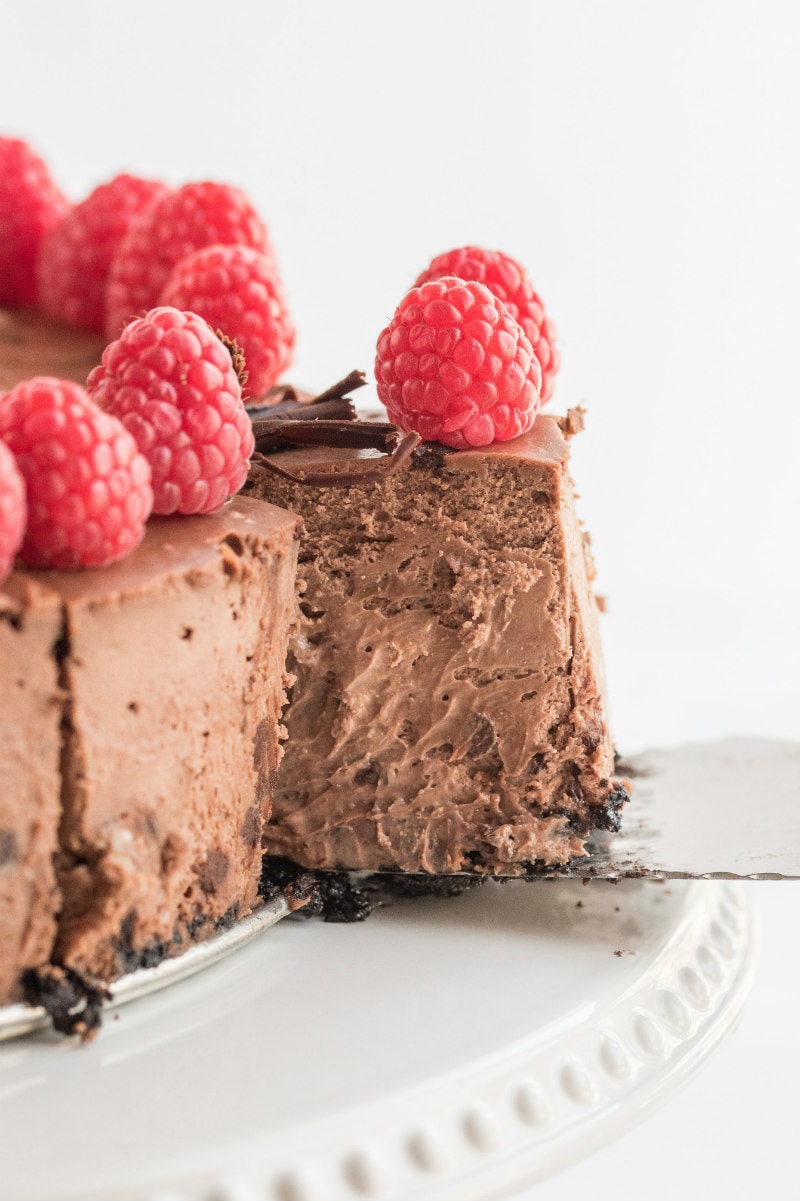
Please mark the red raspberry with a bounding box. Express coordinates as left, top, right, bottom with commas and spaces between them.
37, 174, 169, 334
105, 182, 272, 340
0, 440, 26, 585
0, 137, 69, 307
414, 247, 559, 403
375, 277, 541, 449
159, 243, 295, 402
0, 378, 152, 570
87, 307, 254, 515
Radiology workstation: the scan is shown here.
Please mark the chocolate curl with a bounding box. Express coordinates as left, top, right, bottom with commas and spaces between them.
247, 370, 367, 426
254, 419, 401, 454
252, 421, 422, 487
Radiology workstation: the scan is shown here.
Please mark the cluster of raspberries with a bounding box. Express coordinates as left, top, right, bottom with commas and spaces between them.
1, 136, 561, 583
0, 136, 294, 582
0, 137, 295, 398
0, 308, 256, 578
376, 246, 559, 449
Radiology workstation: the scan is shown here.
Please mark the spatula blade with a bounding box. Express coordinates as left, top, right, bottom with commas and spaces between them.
563, 738, 800, 880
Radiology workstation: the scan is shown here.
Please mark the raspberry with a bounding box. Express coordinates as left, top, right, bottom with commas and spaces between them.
0, 137, 69, 307
0, 440, 26, 585
0, 378, 152, 570
414, 247, 559, 403
159, 243, 295, 401
375, 277, 541, 449
105, 182, 272, 339
87, 307, 254, 515
36, 173, 169, 334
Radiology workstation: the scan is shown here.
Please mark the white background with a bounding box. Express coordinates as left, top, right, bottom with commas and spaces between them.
2, 1, 799, 1195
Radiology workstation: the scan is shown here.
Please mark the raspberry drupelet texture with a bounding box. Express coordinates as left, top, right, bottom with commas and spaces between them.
87, 307, 255, 515
105, 182, 272, 339
160, 243, 295, 401
0, 377, 152, 570
375, 277, 542, 449
36, 173, 169, 334
0, 439, 26, 585
414, 246, 560, 403
0, 137, 69, 307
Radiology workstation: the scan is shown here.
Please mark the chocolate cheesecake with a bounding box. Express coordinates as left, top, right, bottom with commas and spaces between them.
246, 410, 626, 876
1, 297, 625, 1018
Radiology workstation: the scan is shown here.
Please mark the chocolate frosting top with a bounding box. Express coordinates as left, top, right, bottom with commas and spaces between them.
13, 498, 300, 605
0, 308, 104, 391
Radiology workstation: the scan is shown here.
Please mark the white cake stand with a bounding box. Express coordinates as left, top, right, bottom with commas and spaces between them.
0, 878, 755, 1201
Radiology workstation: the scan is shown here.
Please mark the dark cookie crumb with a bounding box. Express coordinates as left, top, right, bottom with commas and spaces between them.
116, 903, 242, 976
21, 965, 110, 1042
116, 934, 172, 976
592, 784, 630, 833
260, 856, 485, 921
114, 910, 172, 975
261, 856, 373, 921
365, 872, 485, 901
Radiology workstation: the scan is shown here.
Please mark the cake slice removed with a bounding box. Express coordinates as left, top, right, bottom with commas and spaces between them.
246, 412, 627, 876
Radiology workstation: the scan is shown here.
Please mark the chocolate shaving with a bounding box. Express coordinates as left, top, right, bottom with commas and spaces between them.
246, 370, 366, 423
309, 370, 367, 406
250, 395, 357, 428
254, 419, 403, 454
252, 421, 421, 487
257, 382, 305, 408
248, 370, 420, 486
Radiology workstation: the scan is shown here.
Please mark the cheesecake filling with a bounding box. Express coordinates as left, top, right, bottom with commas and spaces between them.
247, 414, 626, 875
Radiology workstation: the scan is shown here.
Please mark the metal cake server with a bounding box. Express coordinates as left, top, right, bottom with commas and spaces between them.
0, 896, 290, 1043
565, 737, 800, 881
1, 737, 796, 1043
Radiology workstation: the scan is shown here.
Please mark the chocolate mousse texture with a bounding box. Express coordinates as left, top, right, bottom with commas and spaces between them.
247, 409, 625, 876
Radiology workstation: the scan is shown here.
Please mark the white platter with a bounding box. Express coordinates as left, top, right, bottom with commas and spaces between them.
0, 878, 755, 1201
0, 897, 290, 1043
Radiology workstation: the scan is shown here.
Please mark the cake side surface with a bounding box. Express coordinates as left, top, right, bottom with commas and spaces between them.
27, 497, 300, 981
246, 415, 622, 874
0, 577, 63, 1003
